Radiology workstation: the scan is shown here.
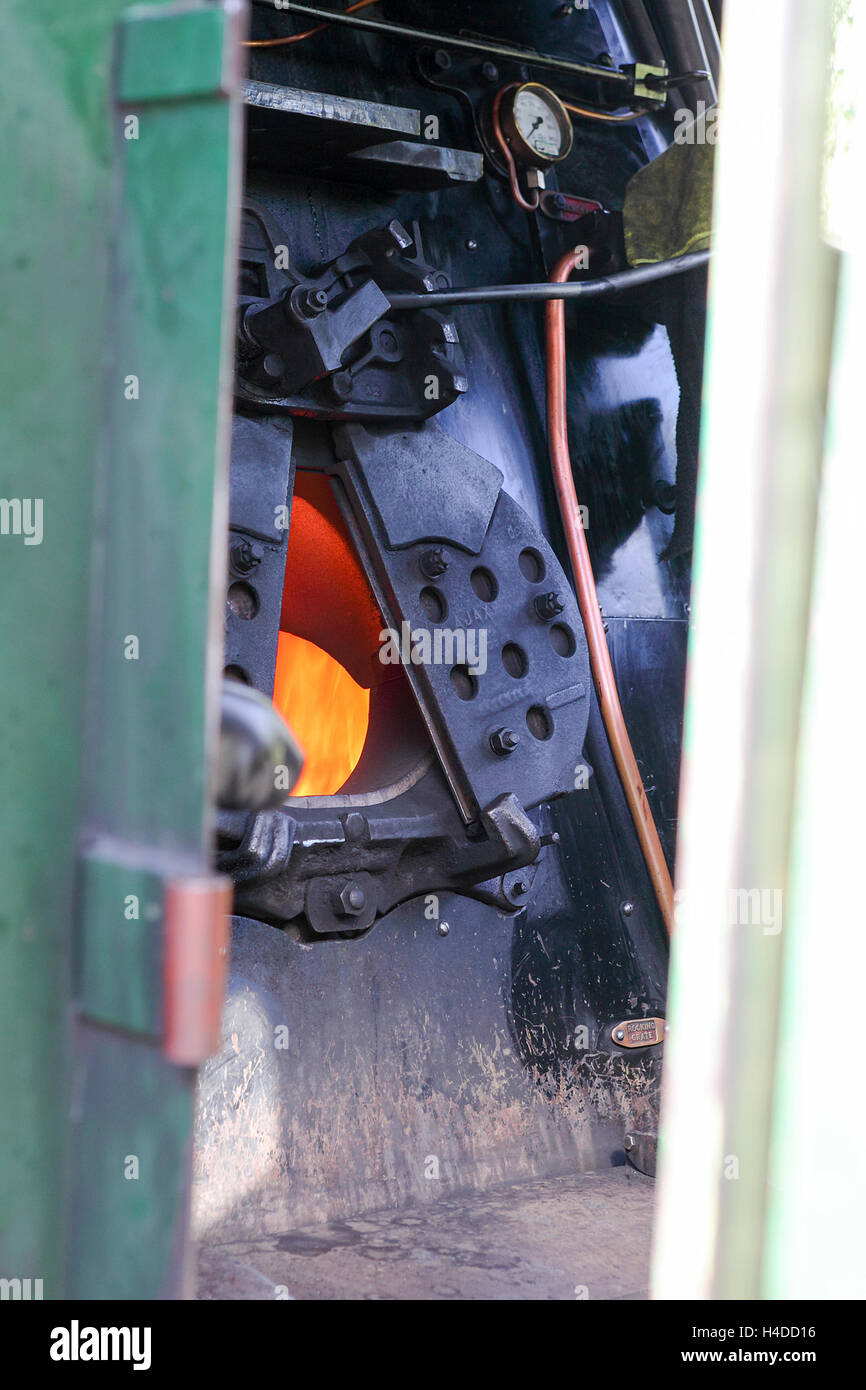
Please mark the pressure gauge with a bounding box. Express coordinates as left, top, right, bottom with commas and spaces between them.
498, 83, 573, 166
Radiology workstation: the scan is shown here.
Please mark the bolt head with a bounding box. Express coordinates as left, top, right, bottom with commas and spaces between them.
343, 812, 366, 842
615, 1029, 626, 1042
624, 1133, 635, 1150
338, 882, 366, 916
490, 727, 520, 756
621, 901, 635, 917
534, 590, 565, 621
289, 285, 328, 322
420, 546, 448, 578
302, 287, 328, 316
230, 537, 264, 575
437, 921, 450, 937
330, 370, 353, 401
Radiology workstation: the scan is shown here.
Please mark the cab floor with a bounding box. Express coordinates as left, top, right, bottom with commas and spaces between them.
196, 1166, 655, 1301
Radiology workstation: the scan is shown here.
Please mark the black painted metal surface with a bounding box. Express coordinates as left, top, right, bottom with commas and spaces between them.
198, 0, 703, 1235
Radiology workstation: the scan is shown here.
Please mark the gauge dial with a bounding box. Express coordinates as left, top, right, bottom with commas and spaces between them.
501, 83, 573, 166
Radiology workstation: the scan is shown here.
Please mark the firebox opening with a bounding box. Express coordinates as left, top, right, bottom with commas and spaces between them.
273, 631, 370, 797
276, 467, 432, 801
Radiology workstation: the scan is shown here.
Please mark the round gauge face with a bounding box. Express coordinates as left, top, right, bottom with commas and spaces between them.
512, 86, 569, 162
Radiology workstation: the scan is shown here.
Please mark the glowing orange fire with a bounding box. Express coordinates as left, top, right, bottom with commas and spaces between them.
273, 630, 370, 797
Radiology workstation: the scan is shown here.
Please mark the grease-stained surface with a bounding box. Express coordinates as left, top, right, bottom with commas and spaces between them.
192, 914, 661, 1243
197, 1167, 654, 1300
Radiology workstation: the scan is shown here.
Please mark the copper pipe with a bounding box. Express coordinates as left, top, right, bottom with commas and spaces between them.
245, 0, 380, 48
545, 247, 675, 935
563, 102, 644, 123
491, 84, 540, 212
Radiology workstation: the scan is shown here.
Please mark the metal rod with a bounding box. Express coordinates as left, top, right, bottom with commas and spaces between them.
646, 0, 717, 109
684, 0, 720, 105
250, 0, 636, 89
620, 0, 665, 67
386, 250, 710, 311
694, 0, 723, 91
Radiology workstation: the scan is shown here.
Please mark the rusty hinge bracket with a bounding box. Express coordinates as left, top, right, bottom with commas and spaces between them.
77, 844, 231, 1065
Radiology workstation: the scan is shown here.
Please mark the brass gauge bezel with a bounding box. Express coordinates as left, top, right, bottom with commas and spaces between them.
498, 82, 574, 167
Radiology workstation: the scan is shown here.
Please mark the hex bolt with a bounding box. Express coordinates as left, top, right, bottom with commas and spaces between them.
437, 920, 450, 937
433, 47, 451, 70
481, 60, 499, 83
288, 285, 328, 324
621, 901, 635, 917
490, 727, 520, 757
330, 370, 354, 401
534, 591, 565, 621
624, 1133, 635, 1150
513, 880, 528, 895
420, 546, 449, 578
300, 287, 328, 317
337, 882, 367, 917
230, 537, 264, 574
343, 812, 366, 842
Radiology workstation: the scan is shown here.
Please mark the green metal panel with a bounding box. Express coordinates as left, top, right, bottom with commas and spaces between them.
88, 7, 243, 850
78, 859, 165, 1037
0, 0, 245, 1299
0, 0, 130, 1302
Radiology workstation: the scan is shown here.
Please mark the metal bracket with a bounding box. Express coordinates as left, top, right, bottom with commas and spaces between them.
78, 845, 231, 1065
117, 0, 245, 104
